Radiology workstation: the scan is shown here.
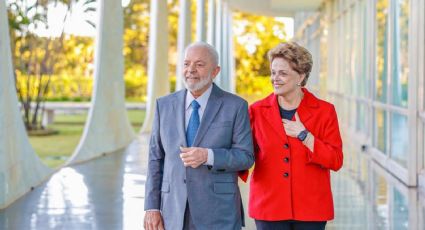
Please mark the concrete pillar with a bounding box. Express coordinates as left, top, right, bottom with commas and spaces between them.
220, 1, 230, 91
214, 0, 223, 87
140, 0, 169, 133
207, 0, 216, 45
69, 0, 136, 164
175, 0, 192, 91
196, 0, 206, 41
0, 0, 52, 209
226, 4, 236, 93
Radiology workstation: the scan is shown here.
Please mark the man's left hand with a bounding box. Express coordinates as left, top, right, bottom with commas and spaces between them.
180, 147, 208, 168
282, 112, 306, 137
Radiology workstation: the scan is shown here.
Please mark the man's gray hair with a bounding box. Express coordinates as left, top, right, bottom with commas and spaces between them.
185, 41, 219, 66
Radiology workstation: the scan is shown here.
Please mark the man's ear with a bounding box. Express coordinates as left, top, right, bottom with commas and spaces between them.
211, 66, 221, 79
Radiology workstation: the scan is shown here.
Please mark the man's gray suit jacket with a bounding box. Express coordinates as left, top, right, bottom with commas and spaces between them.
145, 84, 254, 230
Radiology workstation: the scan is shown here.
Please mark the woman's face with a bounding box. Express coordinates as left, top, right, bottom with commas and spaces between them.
270, 57, 305, 97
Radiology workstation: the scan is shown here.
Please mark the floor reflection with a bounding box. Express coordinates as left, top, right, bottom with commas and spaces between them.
0, 135, 148, 230
327, 153, 421, 230
1, 135, 424, 229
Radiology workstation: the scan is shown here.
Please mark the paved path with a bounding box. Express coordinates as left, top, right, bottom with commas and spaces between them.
1, 135, 423, 229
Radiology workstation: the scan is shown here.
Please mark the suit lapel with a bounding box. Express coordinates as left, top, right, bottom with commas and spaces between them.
172, 89, 187, 147
192, 84, 223, 147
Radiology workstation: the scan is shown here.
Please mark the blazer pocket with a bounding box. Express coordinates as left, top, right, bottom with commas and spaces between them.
209, 121, 232, 129
161, 181, 170, 193
213, 182, 236, 194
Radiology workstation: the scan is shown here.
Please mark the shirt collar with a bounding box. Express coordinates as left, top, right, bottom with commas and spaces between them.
185, 84, 213, 110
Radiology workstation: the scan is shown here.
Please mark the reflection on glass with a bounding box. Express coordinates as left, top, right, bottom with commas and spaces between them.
390, 113, 408, 167
356, 102, 368, 134
423, 124, 425, 170
392, 0, 409, 107
392, 188, 409, 229
345, 10, 353, 95
375, 109, 387, 153
376, 0, 389, 102
360, 0, 369, 98
374, 172, 389, 228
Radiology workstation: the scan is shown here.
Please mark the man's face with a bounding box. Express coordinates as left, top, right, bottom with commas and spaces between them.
183, 46, 219, 94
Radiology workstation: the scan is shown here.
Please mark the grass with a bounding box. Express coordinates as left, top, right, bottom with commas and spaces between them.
29, 110, 145, 169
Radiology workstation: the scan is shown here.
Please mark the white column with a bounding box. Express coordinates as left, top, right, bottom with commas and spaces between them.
220, 1, 229, 91
140, 0, 169, 133
214, 0, 223, 87
175, 0, 192, 91
227, 6, 236, 93
196, 0, 206, 41
207, 0, 216, 45
0, 0, 52, 209
69, 0, 136, 164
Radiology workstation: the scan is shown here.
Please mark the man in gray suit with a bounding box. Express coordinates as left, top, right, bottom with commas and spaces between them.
143, 42, 254, 230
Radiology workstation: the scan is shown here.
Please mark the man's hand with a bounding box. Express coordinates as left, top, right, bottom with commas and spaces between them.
180, 147, 208, 168
144, 210, 164, 230
282, 112, 306, 138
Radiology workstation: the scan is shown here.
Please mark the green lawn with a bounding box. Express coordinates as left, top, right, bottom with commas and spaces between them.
29, 110, 145, 169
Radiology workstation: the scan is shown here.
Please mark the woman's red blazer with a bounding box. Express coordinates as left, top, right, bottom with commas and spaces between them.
246, 88, 343, 221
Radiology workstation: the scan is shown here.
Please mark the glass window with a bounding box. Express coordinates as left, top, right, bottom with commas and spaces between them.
390, 112, 408, 167
423, 124, 425, 170
360, 0, 369, 98
376, 0, 389, 102
350, 100, 356, 129
391, 0, 409, 107
373, 172, 389, 228
375, 108, 388, 153
392, 188, 409, 229
356, 102, 368, 135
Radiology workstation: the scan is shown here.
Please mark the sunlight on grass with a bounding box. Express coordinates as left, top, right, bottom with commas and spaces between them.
29, 110, 145, 169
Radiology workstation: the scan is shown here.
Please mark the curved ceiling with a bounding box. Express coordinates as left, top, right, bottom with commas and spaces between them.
228, 0, 322, 17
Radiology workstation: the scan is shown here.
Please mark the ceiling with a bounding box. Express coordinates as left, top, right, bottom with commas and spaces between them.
227, 0, 323, 17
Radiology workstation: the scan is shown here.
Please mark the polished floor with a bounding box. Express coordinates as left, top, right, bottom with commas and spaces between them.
0, 135, 424, 229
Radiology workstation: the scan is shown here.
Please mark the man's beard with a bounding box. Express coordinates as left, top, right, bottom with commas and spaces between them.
184, 72, 213, 92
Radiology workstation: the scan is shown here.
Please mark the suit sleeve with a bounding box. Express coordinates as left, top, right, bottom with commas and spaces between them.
306, 105, 343, 171
211, 100, 255, 173
239, 105, 258, 182
144, 99, 165, 210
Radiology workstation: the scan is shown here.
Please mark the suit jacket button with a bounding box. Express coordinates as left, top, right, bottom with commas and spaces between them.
283, 157, 289, 163
283, 172, 289, 177
283, 143, 289, 149
184, 179, 186, 184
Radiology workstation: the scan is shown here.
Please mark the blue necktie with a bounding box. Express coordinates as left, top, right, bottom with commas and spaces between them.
186, 100, 200, 147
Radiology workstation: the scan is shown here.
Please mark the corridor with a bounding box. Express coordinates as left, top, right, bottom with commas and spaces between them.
0, 135, 423, 229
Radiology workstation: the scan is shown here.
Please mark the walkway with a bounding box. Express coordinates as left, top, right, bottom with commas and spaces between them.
0, 135, 423, 229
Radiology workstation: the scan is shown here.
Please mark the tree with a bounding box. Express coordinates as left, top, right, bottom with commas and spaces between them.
233, 12, 288, 102
8, 0, 95, 131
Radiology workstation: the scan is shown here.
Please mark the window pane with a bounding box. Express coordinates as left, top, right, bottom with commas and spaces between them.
423, 124, 425, 170
375, 109, 387, 153
390, 113, 408, 167
361, 0, 369, 98
376, 0, 389, 102
392, 188, 409, 229
391, 0, 409, 107
373, 172, 389, 228
356, 102, 368, 135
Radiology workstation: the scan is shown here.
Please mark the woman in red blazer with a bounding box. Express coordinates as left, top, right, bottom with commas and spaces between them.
247, 42, 343, 229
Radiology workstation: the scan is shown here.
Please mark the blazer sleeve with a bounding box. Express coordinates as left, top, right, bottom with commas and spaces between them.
306, 105, 343, 171
144, 99, 165, 210
211, 100, 255, 173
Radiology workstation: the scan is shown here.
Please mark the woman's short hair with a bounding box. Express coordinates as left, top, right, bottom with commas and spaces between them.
267, 42, 313, 86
